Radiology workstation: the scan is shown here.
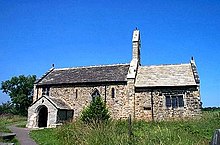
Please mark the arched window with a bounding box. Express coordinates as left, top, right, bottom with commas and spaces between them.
75, 89, 78, 99
111, 88, 115, 98
91, 89, 100, 102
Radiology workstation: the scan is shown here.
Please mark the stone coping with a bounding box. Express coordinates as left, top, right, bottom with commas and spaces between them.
0, 143, 15, 145
0, 133, 16, 140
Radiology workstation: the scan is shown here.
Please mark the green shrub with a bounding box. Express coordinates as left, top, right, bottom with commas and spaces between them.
80, 96, 110, 124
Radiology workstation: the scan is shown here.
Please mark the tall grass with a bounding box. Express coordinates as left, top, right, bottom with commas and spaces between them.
0, 115, 26, 145
31, 111, 220, 145
56, 120, 130, 145
0, 115, 26, 132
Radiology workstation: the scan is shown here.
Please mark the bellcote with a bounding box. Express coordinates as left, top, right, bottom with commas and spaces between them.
132, 29, 140, 42
127, 29, 141, 79
132, 29, 141, 65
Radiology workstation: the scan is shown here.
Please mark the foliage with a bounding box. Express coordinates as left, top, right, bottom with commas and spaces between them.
202, 107, 220, 112
0, 101, 17, 115
80, 96, 110, 124
1, 75, 36, 116
30, 111, 220, 145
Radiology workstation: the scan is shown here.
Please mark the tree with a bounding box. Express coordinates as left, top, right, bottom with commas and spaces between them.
1, 75, 36, 116
81, 96, 110, 124
0, 101, 16, 115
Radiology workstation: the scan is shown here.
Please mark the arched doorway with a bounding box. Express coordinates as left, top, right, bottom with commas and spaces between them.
38, 105, 48, 127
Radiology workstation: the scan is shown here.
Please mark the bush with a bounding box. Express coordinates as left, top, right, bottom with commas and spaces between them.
81, 96, 110, 124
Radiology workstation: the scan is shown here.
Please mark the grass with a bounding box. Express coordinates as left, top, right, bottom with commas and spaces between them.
30, 128, 61, 145
0, 115, 26, 145
30, 111, 220, 145
0, 115, 26, 132
15, 121, 27, 128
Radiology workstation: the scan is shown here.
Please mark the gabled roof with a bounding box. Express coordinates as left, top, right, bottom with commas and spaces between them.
135, 63, 197, 87
49, 97, 71, 110
37, 64, 130, 85
32, 96, 71, 110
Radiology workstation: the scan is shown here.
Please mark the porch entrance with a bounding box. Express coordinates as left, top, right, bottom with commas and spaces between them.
38, 106, 48, 127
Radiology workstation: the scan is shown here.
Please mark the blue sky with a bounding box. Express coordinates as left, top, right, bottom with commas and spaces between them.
0, 0, 219, 107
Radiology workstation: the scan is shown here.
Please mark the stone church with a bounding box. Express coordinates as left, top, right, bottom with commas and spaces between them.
27, 29, 201, 128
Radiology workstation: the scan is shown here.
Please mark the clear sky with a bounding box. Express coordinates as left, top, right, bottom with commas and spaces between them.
0, 0, 219, 107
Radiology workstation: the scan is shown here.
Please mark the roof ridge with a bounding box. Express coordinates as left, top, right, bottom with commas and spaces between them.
54, 63, 130, 70
141, 63, 190, 68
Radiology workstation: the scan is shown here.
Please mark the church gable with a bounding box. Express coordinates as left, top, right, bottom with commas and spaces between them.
31, 96, 71, 110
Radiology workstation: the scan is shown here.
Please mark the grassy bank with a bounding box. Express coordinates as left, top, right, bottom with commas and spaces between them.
0, 115, 26, 132
30, 111, 220, 145
0, 115, 26, 144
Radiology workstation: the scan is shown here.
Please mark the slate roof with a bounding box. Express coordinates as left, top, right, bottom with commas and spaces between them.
49, 97, 71, 109
32, 96, 71, 110
37, 64, 130, 85
135, 63, 197, 87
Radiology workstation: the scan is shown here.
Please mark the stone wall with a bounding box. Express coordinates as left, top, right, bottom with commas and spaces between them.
135, 86, 201, 121
33, 85, 42, 102
126, 79, 135, 119
134, 90, 152, 120
33, 84, 201, 122
47, 83, 128, 120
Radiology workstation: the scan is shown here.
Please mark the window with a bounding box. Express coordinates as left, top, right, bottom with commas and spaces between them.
143, 107, 151, 110
111, 88, 115, 98
46, 87, 50, 96
58, 110, 74, 123
178, 96, 184, 107
166, 95, 184, 108
91, 89, 100, 101
42, 87, 50, 96
172, 96, 177, 108
42, 88, 46, 96
75, 89, 78, 99
165, 96, 171, 107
